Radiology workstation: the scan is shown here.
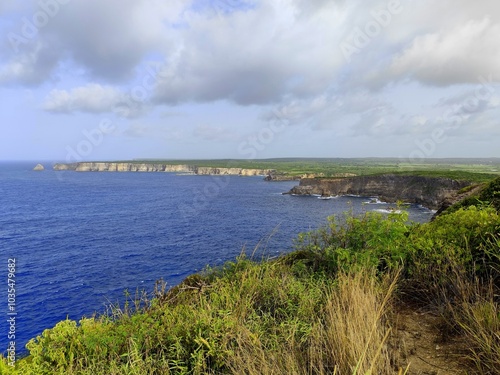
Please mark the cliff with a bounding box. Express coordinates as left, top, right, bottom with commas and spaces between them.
433, 176, 500, 218
286, 174, 472, 209
52, 162, 274, 177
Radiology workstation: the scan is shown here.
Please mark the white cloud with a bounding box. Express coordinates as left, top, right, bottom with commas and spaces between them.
390, 18, 500, 86
152, 0, 346, 105
42, 84, 126, 114
2, 0, 499, 95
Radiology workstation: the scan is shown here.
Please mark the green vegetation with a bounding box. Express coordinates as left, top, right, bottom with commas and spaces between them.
123, 157, 500, 182
444, 176, 500, 215
2, 178, 500, 374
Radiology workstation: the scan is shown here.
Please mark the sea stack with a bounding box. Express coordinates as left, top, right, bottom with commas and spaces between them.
33, 164, 45, 171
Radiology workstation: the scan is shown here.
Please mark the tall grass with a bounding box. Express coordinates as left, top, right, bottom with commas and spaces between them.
436, 266, 500, 374
227, 271, 399, 375
309, 272, 398, 375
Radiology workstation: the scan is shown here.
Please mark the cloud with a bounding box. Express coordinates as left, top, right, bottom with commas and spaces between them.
390, 17, 500, 86
42, 83, 127, 114
0, 41, 60, 85
435, 88, 497, 116
46, 0, 171, 81
2, 0, 499, 95
1, 0, 499, 151
152, 0, 346, 105
1, 0, 183, 83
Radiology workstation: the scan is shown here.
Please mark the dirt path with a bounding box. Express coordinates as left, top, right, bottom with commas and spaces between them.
394, 308, 471, 375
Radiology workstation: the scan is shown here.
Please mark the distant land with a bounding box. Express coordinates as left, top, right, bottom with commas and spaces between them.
51, 157, 500, 182
52, 162, 275, 176
49, 158, 500, 211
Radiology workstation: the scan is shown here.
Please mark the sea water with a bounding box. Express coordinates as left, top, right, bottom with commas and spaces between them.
0, 162, 435, 354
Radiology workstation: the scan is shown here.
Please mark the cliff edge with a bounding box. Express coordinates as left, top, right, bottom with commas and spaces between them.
286, 174, 472, 210
52, 162, 275, 177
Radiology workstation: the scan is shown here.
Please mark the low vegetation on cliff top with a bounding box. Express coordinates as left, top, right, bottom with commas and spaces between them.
2, 177, 500, 374
115, 158, 500, 182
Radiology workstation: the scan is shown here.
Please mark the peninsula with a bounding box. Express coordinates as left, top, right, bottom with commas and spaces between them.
53, 162, 275, 176
285, 174, 472, 210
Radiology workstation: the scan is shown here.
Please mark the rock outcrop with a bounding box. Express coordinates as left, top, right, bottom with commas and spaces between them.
286, 174, 472, 210
432, 176, 500, 219
52, 162, 274, 177
264, 174, 301, 181
33, 164, 45, 171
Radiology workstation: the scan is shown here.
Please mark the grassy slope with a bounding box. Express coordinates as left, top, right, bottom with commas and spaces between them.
3, 177, 500, 374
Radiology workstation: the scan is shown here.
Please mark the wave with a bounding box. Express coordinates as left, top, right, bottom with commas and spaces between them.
363, 197, 386, 204
373, 208, 403, 214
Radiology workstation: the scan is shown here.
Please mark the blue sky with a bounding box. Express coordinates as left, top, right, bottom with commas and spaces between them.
1, 0, 499, 162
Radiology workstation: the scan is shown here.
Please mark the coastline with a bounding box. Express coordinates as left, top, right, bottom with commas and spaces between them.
50, 162, 476, 211
52, 162, 275, 177
284, 174, 472, 210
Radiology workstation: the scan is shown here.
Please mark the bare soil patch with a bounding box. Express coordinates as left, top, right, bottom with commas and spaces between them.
393, 307, 472, 375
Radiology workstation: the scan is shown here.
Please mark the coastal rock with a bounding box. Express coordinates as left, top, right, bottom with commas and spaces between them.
286, 174, 472, 210
52, 162, 274, 177
165, 164, 196, 173
33, 164, 45, 171
53, 163, 78, 171
264, 174, 301, 181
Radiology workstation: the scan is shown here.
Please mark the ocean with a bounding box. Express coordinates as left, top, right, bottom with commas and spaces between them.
0, 162, 435, 355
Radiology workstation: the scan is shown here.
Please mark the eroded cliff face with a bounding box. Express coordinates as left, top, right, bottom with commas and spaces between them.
53, 163, 79, 171
52, 163, 274, 176
286, 175, 472, 209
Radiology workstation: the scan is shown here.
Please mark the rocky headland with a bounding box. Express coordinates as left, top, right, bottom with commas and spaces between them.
52, 162, 275, 176
285, 174, 472, 210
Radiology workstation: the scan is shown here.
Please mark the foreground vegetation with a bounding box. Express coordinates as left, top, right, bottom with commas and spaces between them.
2, 178, 499, 374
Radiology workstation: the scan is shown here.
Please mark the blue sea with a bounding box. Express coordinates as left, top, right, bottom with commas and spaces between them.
0, 162, 435, 355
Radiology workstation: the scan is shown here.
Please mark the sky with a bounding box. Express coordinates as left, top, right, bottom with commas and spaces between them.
1, 0, 499, 162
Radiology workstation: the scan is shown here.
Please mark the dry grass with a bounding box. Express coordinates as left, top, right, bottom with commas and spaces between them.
228, 271, 401, 375
444, 273, 500, 374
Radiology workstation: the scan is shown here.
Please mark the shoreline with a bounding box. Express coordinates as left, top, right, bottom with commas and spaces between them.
52, 162, 275, 177
284, 174, 473, 210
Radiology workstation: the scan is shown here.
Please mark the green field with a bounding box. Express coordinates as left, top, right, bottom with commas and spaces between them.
122, 157, 500, 183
